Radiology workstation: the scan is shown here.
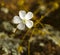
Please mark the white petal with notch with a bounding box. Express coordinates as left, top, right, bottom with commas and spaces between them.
13, 16, 21, 24
17, 23, 25, 30
25, 12, 33, 20
19, 10, 26, 19
26, 20, 33, 28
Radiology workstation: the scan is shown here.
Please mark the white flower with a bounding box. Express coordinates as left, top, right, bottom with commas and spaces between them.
12, 10, 33, 30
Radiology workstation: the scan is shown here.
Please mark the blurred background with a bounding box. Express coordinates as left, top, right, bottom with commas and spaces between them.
0, 0, 60, 55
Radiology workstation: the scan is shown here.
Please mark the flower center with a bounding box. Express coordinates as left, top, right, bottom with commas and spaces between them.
22, 19, 26, 24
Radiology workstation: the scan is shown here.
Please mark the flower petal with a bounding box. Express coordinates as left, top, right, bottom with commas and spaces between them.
19, 10, 26, 19
26, 20, 33, 28
12, 16, 21, 24
25, 12, 33, 20
17, 23, 25, 30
